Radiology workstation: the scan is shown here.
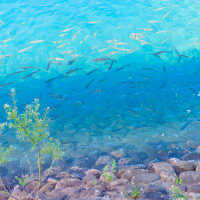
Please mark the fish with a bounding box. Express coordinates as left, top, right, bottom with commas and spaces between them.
87, 69, 98, 75
51, 57, 64, 61
148, 20, 160, 23
94, 32, 98, 38
107, 60, 114, 71
156, 30, 169, 34
107, 51, 119, 56
22, 66, 38, 70
5, 70, 26, 77
0, 20, 5, 25
85, 79, 94, 89
163, 12, 170, 18
163, 63, 166, 73
49, 93, 66, 101
142, 67, 155, 71
45, 75, 66, 83
68, 58, 77, 65
18, 47, 33, 53
0, 55, 11, 59
62, 28, 72, 33
88, 21, 100, 24
52, 60, 62, 65
65, 68, 81, 75
0, 82, 14, 88
2, 38, 14, 43
115, 64, 131, 72
180, 121, 191, 131
136, 28, 153, 31
56, 44, 65, 48
153, 51, 171, 59
61, 50, 73, 55
154, 7, 167, 11
93, 58, 112, 62
29, 40, 44, 44
98, 48, 108, 53
91, 89, 102, 94
98, 79, 106, 83
174, 48, 191, 63
46, 61, 52, 71
72, 30, 81, 40
22, 70, 40, 79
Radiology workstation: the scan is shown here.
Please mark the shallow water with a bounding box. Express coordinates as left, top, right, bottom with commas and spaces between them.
0, 0, 200, 177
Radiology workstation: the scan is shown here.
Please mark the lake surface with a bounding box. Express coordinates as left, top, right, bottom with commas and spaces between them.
0, 0, 200, 177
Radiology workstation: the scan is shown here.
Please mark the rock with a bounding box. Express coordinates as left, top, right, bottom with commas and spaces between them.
110, 149, 126, 159
55, 178, 81, 189
196, 146, 200, 154
79, 188, 104, 199
25, 181, 39, 193
196, 164, 200, 172
45, 188, 69, 200
120, 169, 149, 181
118, 158, 132, 166
95, 156, 113, 166
9, 185, 25, 200
168, 158, 195, 174
186, 184, 200, 193
39, 183, 54, 193
99, 172, 116, 183
152, 162, 177, 183
132, 173, 160, 184
117, 165, 147, 178
179, 171, 200, 184
188, 192, 200, 200
47, 177, 58, 186
85, 169, 101, 178
108, 179, 132, 192
82, 175, 97, 184
182, 152, 200, 161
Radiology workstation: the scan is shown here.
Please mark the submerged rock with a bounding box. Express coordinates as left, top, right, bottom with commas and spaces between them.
95, 156, 113, 167
110, 149, 126, 159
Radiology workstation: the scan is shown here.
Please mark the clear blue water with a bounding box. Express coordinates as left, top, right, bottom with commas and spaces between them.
0, 0, 200, 177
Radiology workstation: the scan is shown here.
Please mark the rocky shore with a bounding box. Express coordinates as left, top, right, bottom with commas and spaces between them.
2, 149, 200, 200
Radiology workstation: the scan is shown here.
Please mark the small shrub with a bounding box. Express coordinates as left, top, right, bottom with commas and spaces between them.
131, 187, 141, 199
171, 185, 188, 200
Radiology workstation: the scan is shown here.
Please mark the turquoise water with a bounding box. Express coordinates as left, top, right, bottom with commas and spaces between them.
0, 0, 200, 177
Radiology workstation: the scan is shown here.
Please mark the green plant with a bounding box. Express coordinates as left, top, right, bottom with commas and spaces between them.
4, 89, 63, 187
171, 185, 188, 200
93, 180, 97, 185
176, 177, 183, 185
15, 176, 28, 188
111, 159, 117, 173
102, 172, 114, 181
0, 145, 12, 166
131, 187, 141, 199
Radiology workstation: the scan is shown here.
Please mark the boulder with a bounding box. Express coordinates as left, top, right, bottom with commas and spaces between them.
152, 162, 177, 183
55, 178, 81, 189
95, 156, 113, 166
179, 171, 200, 184
110, 149, 126, 159
132, 173, 160, 184
169, 158, 195, 174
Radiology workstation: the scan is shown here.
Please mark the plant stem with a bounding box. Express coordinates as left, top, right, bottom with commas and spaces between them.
36, 144, 42, 187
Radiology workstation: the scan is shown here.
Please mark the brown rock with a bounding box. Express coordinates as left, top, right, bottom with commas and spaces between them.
85, 169, 101, 178
9, 185, 26, 200
152, 162, 177, 183
47, 177, 58, 186
95, 155, 113, 166
39, 183, 54, 193
110, 149, 126, 159
108, 179, 132, 192
79, 188, 104, 199
132, 173, 160, 184
179, 171, 200, 184
118, 158, 132, 166
196, 164, 200, 171
82, 175, 97, 185
25, 181, 39, 193
55, 178, 81, 189
169, 158, 195, 174
187, 184, 200, 193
